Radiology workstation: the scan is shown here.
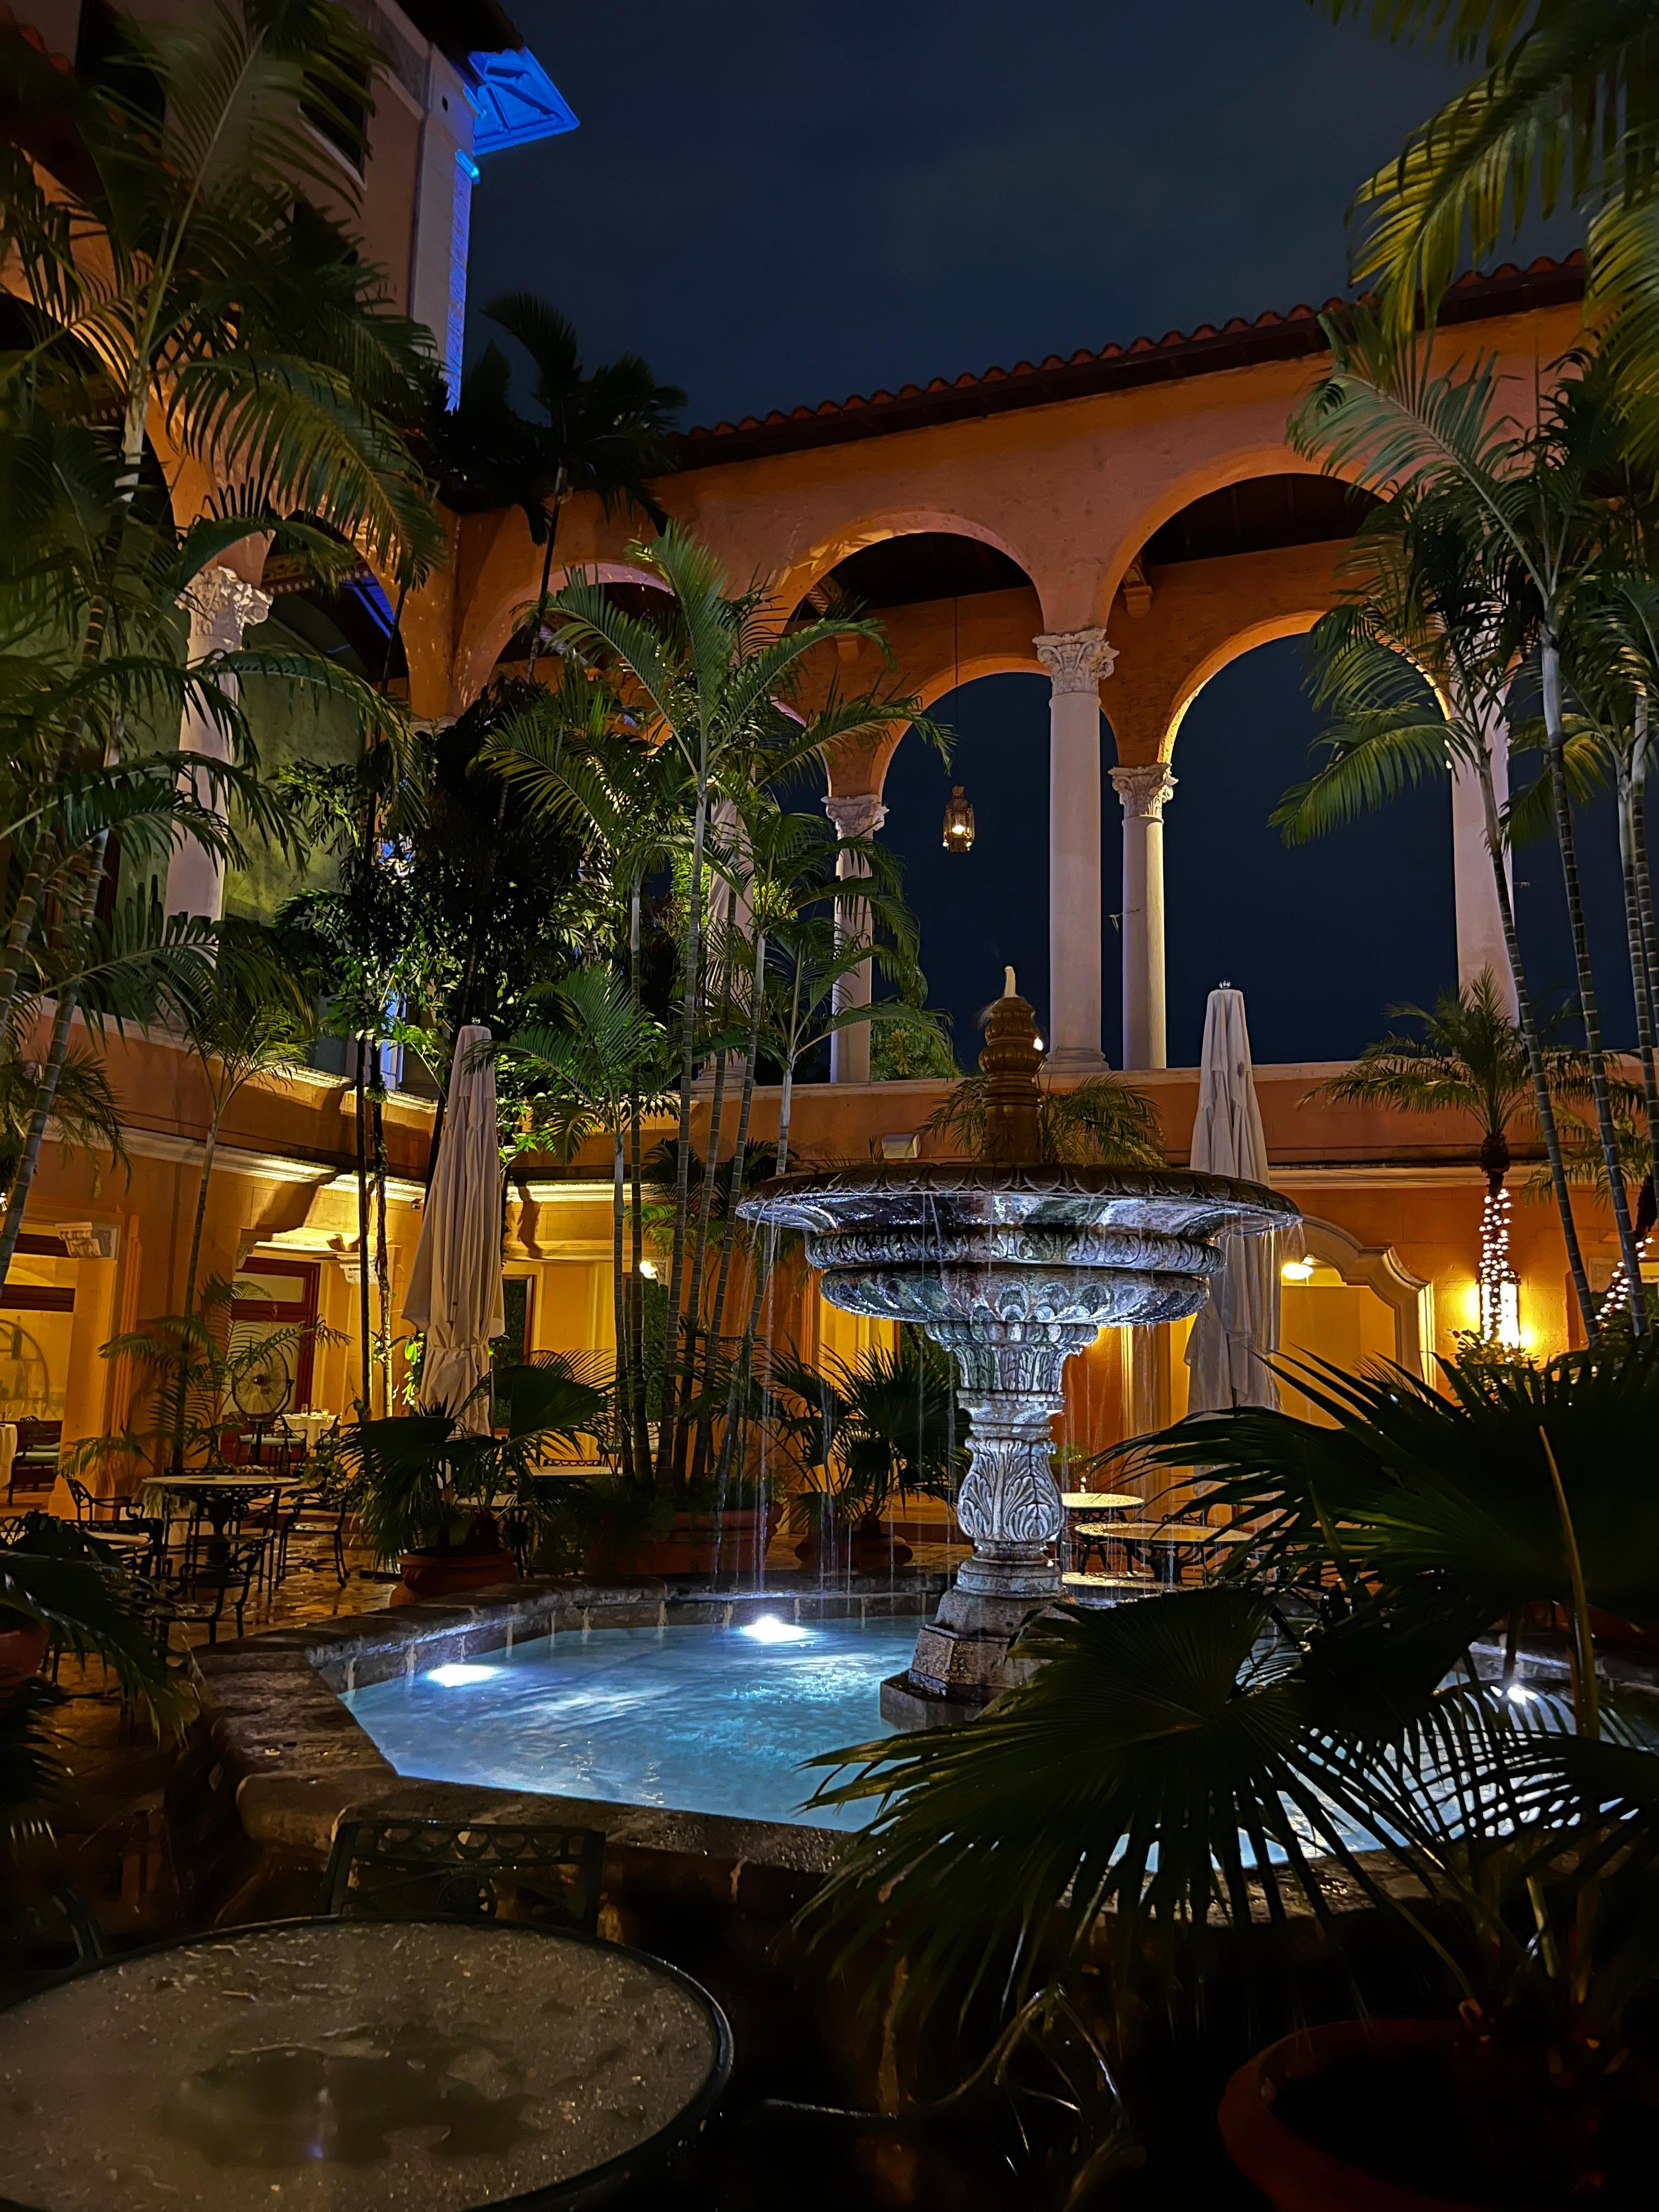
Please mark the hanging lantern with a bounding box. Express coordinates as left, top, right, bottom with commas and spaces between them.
942, 785, 975, 854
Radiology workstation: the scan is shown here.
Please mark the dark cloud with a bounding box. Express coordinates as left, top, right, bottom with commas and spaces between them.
469, 2, 1466, 422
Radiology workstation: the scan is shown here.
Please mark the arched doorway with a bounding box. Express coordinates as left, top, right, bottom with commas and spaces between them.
1164, 636, 1455, 1065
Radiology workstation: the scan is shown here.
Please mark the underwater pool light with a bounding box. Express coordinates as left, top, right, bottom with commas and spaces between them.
740, 1614, 809, 1645
427, 1663, 501, 1686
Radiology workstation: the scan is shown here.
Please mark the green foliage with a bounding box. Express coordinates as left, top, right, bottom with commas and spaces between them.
77, 1276, 343, 1485
768, 1329, 967, 1525
806, 1340, 1659, 2072
924, 1071, 1164, 1166
1314, 970, 1595, 1173
334, 1357, 608, 1561
871, 1015, 958, 1081
1, 1512, 188, 1850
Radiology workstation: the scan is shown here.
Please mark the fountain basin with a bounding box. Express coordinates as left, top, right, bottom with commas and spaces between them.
741, 1161, 1298, 1714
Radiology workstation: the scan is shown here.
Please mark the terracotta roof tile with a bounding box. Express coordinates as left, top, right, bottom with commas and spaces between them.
675, 255, 1586, 467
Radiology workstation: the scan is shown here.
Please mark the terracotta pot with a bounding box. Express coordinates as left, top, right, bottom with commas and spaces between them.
1218, 2020, 1473, 2212
795, 1517, 913, 1572
591, 1505, 781, 1578
396, 1547, 518, 1600
0, 1618, 49, 1692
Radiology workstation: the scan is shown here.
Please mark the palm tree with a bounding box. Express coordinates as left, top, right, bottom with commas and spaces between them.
1332, 1, 1659, 381
0, 0, 437, 1295
493, 967, 674, 1485
504, 524, 942, 1492
803, 1344, 1659, 2192
924, 1070, 1163, 1166
1318, 973, 1594, 1342
1286, 324, 1646, 1335
443, 296, 684, 1034
768, 1331, 967, 1551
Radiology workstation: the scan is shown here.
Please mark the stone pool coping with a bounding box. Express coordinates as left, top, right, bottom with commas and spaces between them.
189, 1573, 949, 1885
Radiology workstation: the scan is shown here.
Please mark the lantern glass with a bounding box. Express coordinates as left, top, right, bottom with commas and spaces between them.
942, 785, 975, 853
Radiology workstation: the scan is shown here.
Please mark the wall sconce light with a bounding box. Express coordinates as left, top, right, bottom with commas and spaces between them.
1281, 1256, 1316, 1284
942, 786, 975, 854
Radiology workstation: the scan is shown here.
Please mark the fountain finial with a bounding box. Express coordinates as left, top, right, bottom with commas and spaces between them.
979, 969, 1044, 1163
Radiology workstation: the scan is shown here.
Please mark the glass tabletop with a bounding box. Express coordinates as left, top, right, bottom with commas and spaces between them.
0, 1917, 730, 2212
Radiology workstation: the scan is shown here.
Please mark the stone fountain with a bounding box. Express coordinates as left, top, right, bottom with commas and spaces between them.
738, 973, 1298, 1723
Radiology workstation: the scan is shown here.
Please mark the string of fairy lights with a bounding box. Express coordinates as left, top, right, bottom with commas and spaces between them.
1478, 1183, 1522, 1347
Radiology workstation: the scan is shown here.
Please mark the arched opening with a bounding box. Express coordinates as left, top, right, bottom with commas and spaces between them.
489, 570, 673, 682
798, 532, 1064, 1072
1163, 635, 1454, 1066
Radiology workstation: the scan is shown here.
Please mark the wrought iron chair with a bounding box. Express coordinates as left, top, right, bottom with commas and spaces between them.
317, 1815, 605, 1934
151, 1534, 269, 1652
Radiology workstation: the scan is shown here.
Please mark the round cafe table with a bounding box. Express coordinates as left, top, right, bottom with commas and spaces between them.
0, 1917, 732, 2212
1058, 1491, 1140, 1512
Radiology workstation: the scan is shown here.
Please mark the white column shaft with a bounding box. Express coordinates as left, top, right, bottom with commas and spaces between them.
1451, 713, 1517, 1018
165, 568, 272, 922
825, 792, 888, 1085
1036, 629, 1116, 1074
1110, 763, 1177, 1070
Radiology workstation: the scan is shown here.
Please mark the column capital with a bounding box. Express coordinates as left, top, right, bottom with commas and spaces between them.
824, 791, 888, 840
1035, 627, 1116, 695
1110, 762, 1177, 822
183, 565, 272, 646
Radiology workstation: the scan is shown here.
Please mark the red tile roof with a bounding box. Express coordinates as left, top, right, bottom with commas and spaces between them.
674, 255, 1584, 472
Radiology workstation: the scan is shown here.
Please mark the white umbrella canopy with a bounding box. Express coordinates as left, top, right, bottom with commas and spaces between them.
402, 1024, 504, 1435
1185, 986, 1286, 1414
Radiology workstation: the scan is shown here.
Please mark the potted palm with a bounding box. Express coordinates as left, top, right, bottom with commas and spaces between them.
803, 1342, 1659, 2209
769, 1331, 967, 1571
336, 1358, 607, 1598
2, 1513, 185, 1850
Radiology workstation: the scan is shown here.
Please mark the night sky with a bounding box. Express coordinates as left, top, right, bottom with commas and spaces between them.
466, 4, 1610, 1070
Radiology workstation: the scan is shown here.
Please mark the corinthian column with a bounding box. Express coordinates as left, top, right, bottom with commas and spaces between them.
165, 567, 272, 921
824, 791, 888, 1084
1036, 628, 1115, 1073
1109, 761, 1177, 1069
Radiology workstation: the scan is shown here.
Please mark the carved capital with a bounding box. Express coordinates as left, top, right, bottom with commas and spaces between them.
183, 565, 272, 650
1035, 627, 1116, 696
1110, 763, 1178, 822
823, 792, 888, 841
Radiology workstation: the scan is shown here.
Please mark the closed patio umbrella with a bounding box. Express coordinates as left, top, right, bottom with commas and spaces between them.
1186, 986, 1284, 1414
402, 1024, 504, 1434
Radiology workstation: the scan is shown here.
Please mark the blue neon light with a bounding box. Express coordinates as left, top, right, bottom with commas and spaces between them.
466, 49, 579, 155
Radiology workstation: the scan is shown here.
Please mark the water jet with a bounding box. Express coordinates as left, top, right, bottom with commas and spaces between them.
738, 975, 1297, 1722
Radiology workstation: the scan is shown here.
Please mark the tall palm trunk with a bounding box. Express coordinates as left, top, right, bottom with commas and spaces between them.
353, 1040, 372, 1413
448, 484, 566, 1054
693, 926, 766, 1487
1541, 639, 1645, 1334
715, 968, 799, 1487
1468, 697, 1599, 1336
626, 887, 651, 1486
655, 764, 710, 1491
610, 1120, 629, 1475
1624, 696, 1659, 1213
675, 1041, 728, 1488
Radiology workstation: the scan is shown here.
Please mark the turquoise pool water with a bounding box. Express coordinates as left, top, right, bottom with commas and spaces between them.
343, 1616, 921, 1832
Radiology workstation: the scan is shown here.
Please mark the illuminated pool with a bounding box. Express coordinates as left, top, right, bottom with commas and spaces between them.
343, 1615, 923, 1832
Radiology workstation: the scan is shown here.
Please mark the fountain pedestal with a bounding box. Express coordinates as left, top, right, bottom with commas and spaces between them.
739, 988, 1298, 1724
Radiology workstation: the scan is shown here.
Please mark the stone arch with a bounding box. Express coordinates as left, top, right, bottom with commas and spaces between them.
1288, 1215, 1436, 1382
452, 557, 673, 709
1093, 447, 1344, 624
774, 506, 1041, 625
1161, 608, 1327, 760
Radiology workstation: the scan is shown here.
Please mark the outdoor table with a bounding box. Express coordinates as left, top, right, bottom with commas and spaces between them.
1058, 1490, 1140, 1512
0, 1916, 732, 2212
141, 1472, 305, 1578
